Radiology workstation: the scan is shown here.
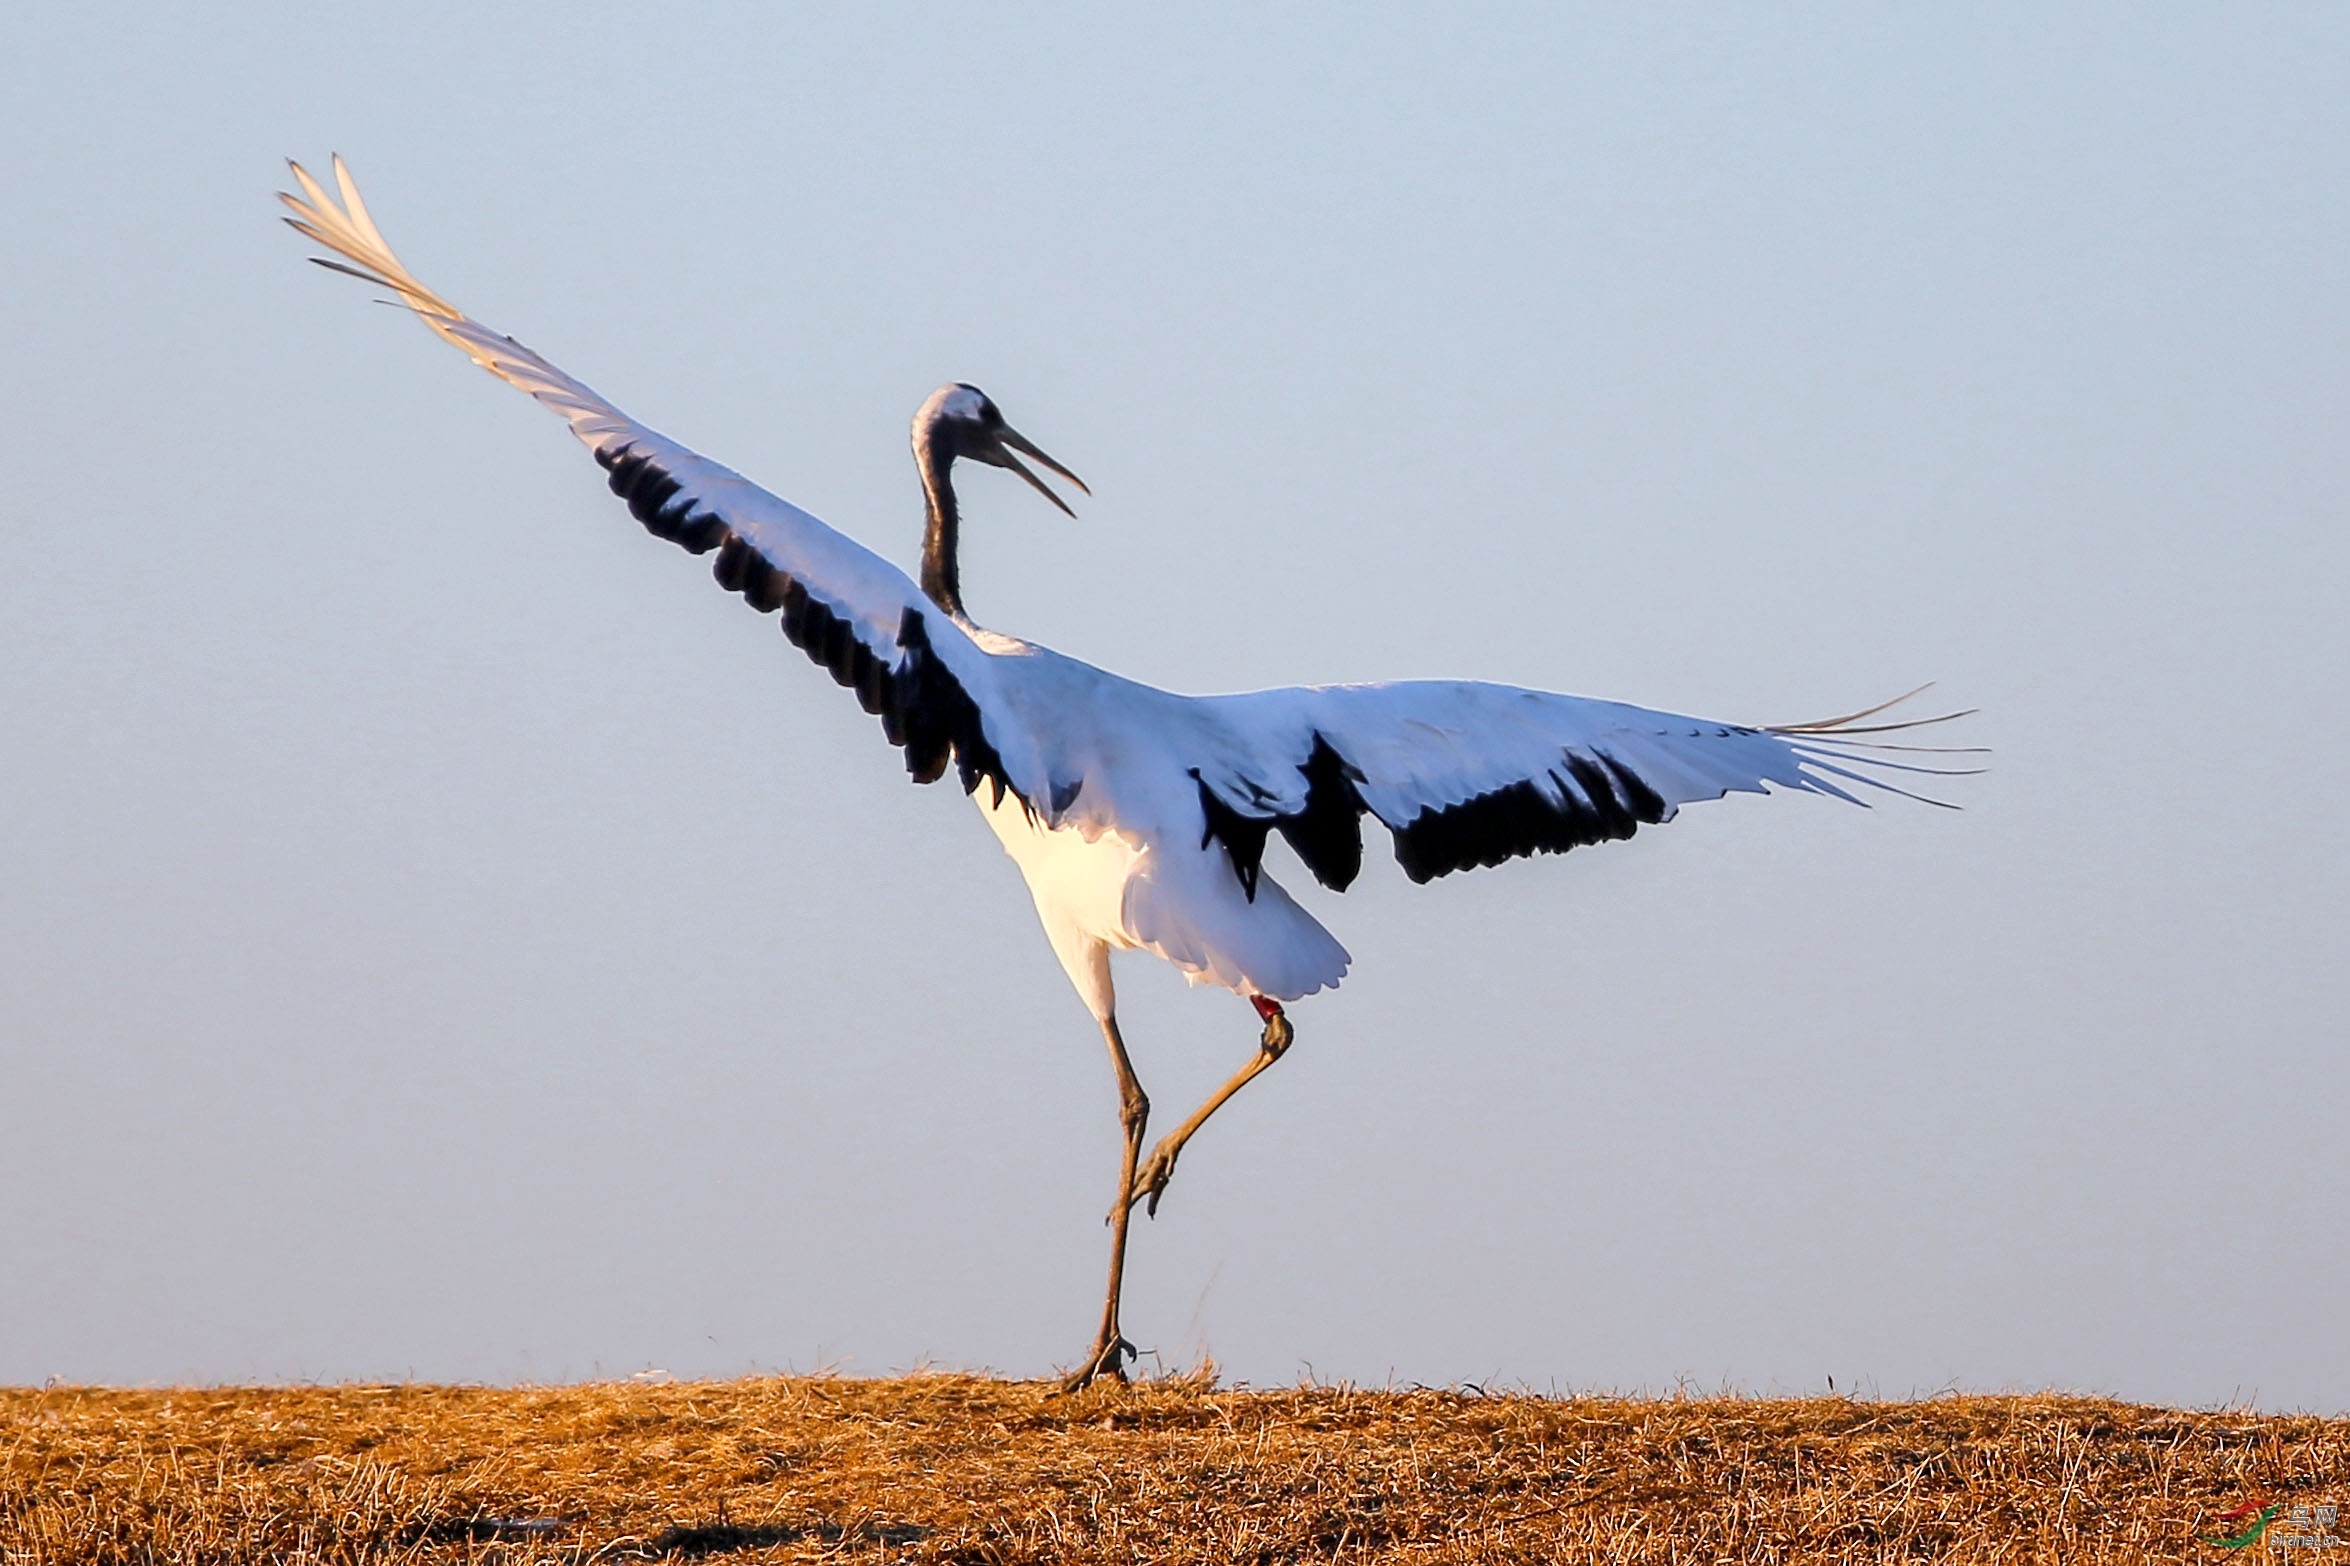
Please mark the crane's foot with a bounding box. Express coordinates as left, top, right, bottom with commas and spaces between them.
1059, 1334, 1137, 1393
1134, 1137, 1181, 1217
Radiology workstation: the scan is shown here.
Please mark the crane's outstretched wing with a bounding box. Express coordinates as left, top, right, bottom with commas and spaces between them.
1179, 680, 1973, 891
279, 156, 1046, 809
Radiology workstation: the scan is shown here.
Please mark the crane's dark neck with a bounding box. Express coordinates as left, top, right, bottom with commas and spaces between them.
916, 421, 965, 619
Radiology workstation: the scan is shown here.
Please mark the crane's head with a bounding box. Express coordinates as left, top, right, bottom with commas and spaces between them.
913, 383, 1089, 517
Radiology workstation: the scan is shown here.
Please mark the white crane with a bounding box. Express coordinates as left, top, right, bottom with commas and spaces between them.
282, 158, 1969, 1389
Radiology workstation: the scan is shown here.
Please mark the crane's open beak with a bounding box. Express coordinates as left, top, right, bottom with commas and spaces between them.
992, 427, 1090, 518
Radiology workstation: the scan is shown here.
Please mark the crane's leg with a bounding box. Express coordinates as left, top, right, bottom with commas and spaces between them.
1064, 1011, 1150, 1392
1131, 997, 1294, 1218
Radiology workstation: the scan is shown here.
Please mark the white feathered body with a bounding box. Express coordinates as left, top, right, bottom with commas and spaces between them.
966, 631, 1352, 1016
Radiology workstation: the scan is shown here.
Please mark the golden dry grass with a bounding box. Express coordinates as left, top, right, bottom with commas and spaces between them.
4, 1374, 2341, 1563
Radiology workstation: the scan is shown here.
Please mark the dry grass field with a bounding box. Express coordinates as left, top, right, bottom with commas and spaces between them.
5, 1374, 2342, 1563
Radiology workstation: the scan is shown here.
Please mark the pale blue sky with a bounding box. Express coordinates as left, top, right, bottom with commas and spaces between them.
2, 3, 2345, 1406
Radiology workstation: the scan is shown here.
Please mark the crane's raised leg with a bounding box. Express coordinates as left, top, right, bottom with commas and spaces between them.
1064, 1011, 1150, 1391
1131, 997, 1294, 1218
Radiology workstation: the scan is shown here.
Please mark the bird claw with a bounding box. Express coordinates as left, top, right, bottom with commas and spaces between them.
1058, 1335, 1137, 1392
1131, 1140, 1180, 1217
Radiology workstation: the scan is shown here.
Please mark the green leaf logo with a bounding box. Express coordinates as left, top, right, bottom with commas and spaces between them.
2204, 1503, 2283, 1550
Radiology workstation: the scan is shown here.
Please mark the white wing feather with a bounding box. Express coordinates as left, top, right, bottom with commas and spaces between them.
1174, 679, 1966, 886
282, 157, 1966, 901
281, 157, 1050, 809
